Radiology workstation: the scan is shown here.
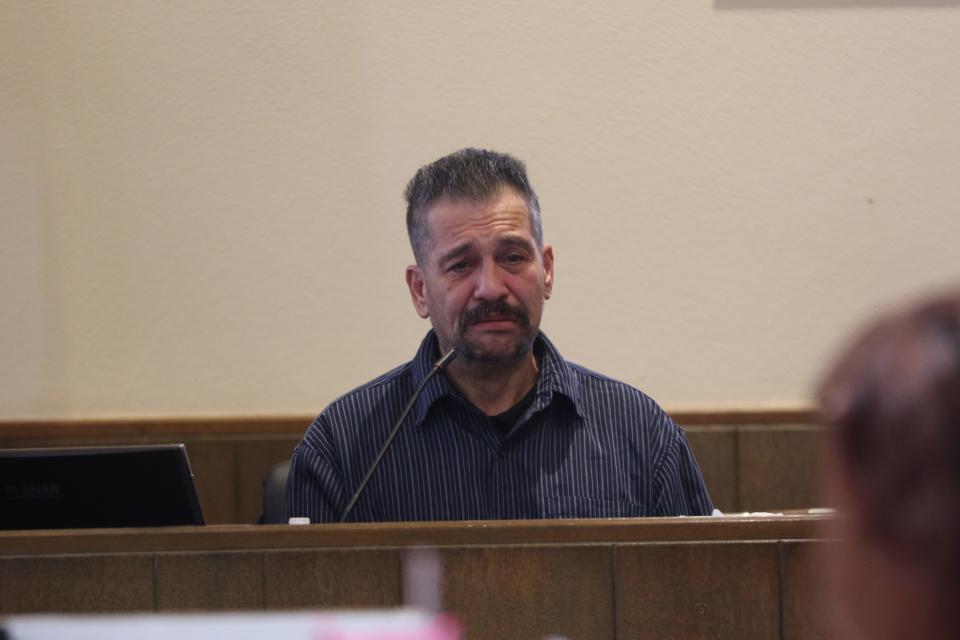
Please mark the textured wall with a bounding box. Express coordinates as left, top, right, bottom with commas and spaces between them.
2, 1, 960, 419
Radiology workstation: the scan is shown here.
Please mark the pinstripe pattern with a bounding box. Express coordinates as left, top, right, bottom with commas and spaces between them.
285, 332, 713, 523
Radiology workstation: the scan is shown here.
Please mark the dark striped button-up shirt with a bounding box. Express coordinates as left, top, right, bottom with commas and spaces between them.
285, 331, 713, 522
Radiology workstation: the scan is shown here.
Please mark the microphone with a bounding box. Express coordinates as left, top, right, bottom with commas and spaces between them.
338, 347, 458, 523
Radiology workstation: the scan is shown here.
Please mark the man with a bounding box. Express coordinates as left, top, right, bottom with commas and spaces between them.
285, 148, 712, 523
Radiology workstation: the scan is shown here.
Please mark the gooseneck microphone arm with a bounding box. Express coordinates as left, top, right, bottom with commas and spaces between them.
338, 348, 458, 523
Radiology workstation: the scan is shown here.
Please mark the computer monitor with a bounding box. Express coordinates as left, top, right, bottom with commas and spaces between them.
0, 444, 205, 529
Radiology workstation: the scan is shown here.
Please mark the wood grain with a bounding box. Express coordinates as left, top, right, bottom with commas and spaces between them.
0, 554, 154, 613
616, 542, 781, 640
0, 520, 832, 637
440, 545, 613, 640
265, 549, 401, 609
155, 551, 265, 611
0, 517, 830, 556
781, 540, 838, 640
738, 426, 827, 511
0, 409, 812, 441
186, 440, 237, 524
685, 426, 738, 511
0, 416, 311, 440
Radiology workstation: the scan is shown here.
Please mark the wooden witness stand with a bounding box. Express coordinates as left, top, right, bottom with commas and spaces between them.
0, 516, 832, 639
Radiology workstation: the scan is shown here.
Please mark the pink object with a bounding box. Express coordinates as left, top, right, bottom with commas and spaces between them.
310, 612, 461, 640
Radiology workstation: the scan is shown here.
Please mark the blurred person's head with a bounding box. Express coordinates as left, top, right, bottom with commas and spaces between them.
818, 291, 960, 639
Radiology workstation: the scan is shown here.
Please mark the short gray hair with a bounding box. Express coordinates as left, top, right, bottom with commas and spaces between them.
404, 148, 542, 265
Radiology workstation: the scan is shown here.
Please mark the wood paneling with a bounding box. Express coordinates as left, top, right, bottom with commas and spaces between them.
616, 542, 781, 640
265, 549, 401, 609
0, 517, 829, 556
738, 426, 826, 511
440, 545, 613, 640
0, 410, 814, 440
0, 416, 312, 440
0, 554, 154, 613
155, 551, 265, 611
0, 519, 833, 638
186, 440, 237, 524
685, 427, 737, 511
673, 409, 816, 426
781, 540, 838, 640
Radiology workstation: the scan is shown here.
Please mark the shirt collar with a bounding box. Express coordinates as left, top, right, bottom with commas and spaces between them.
532, 331, 585, 419
408, 329, 585, 426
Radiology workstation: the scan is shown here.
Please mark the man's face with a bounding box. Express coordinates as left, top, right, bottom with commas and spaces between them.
406, 187, 554, 366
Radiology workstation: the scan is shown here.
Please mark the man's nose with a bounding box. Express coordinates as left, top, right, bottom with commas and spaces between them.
473, 259, 509, 300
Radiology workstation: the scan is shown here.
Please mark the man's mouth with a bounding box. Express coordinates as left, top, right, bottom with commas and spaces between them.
469, 317, 517, 329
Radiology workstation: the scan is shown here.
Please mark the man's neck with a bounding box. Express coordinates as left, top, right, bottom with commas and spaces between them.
445, 353, 539, 416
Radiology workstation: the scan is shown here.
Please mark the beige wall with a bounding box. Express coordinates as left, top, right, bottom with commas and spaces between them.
3, 1, 960, 419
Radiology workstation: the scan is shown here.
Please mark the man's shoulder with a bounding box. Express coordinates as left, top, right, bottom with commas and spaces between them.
565, 360, 657, 404
559, 359, 677, 427
540, 333, 660, 412
558, 360, 689, 461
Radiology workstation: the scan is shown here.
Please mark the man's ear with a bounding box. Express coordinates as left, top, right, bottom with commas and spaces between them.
406, 265, 430, 318
542, 243, 554, 300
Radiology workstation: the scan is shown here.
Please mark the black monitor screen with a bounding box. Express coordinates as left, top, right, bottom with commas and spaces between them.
0, 444, 205, 529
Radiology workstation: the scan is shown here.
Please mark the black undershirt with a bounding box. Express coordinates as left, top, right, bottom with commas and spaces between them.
489, 383, 538, 435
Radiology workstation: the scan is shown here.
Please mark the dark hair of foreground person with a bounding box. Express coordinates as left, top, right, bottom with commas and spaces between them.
818, 290, 960, 639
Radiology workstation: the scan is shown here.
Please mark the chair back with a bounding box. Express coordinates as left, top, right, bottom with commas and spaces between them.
260, 459, 291, 524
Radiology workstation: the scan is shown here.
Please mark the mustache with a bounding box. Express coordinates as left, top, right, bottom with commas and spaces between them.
459, 300, 530, 331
